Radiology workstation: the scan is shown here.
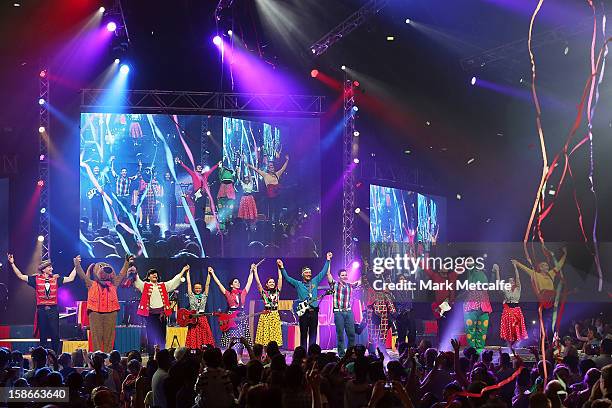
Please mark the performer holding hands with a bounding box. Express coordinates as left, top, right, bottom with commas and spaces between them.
185, 267, 215, 348
254, 260, 283, 347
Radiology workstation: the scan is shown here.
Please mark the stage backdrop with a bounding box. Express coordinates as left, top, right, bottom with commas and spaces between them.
79, 113, 321, 259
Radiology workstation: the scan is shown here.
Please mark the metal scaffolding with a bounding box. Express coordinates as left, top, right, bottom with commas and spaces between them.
81, 89, 325, 116
39, 68, 51, 260
310, 0, 389, 57
342, 79, 356, 267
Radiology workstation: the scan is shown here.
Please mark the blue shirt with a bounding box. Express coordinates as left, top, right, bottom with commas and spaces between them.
281, 261, 330, 307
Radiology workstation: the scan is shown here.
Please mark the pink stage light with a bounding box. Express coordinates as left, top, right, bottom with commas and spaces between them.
39, 70, 47, 78
351, 261, 361, 269
212, 35, 222, 46
311, 69, 319, 78
37, 180, 45, 187
106, 21, 117, 32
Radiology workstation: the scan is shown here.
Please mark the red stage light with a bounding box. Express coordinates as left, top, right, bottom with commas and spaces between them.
37, 180, 45, 187
353, 80, 360, 87
310, 69, 319, 78
39, 70, 47, 78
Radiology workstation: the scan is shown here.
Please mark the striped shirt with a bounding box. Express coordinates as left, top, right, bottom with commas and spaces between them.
115, 176, 130, 196
332, 281, 355, 311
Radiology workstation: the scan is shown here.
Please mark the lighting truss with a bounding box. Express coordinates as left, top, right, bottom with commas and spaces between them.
39, 68, 50, 260
104, 0, 130, 51
342, 79, 356, 267
81, 89, 325, 116
310, 0, 389, 57
460, 16, 594, 82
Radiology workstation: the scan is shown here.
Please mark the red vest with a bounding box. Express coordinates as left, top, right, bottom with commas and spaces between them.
87, 281, 120, 313
35, 275, 59, 306
137, 282, 172, 317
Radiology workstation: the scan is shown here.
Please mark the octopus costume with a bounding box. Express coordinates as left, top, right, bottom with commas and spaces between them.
463, 267, 492, 352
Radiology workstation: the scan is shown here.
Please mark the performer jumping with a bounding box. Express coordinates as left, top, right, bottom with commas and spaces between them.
463, 265, 492, 353
281, 252, 332, 347
253, 261, 283, 347
7, 253, 77, 353
494, 263, 528, 347
74, 254, 133, 352
247, 154, 289, 224
185, 267, 215, 348
132, 264, 189, 354
326, 267, 360, 357
209, 265, 254, 355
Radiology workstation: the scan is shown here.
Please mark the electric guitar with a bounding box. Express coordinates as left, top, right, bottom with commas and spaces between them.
294, 289, 335, 317
217, 309, 270, 332
176, 308, 216, 327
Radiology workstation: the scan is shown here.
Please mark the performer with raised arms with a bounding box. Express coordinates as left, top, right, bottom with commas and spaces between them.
7, 253, 77, 353
281, 252, 332, 347
254, 261, 283, 347
494, 262, 528, 347
185, 266, 215, 348
326, 267, 360, 357
131, 264, 189, 354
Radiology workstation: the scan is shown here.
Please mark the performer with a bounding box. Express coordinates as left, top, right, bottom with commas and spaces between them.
254, 261, 283, 347
161, 171, 177, 231
177, 158, 219, 220
424, 265, 457, 345
494, 263, 528, 347
511, 247, 566, 338
326, 267, 360, 357
237, 175, 258, 230
185, 267, 215, 348
463, 265, 492, 352
247, 154, 289, 224
7, 253, 77, 353
89, 165, 110, 231
392, 274, 415, 348
363, 272, 395, 355
132, 264, 189, 354
209, 265, 254, 355
281, 252, 332, 347
217, 163, 237, 231
110, 156, 138, 214
74, 254, 133, 352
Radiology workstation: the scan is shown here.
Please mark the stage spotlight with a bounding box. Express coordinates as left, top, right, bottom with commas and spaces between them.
354, 207, 361, 214
405, 18, 411, 24
39, 70, 47, 78
352, 106, 359, 112
404, 150, 411, 154
456, 193, 462, 200
106, 21, 117, 32
311, 48, 316, 54
353, 131, 360, 137
37, 180, 45, 187
353, 158, 360, 164
341, 65, 346, 70
99, 6, 105, 12
37, 235, 45, 242
352, 260, 361, 269
13, 3, 20, 6
386, 36, 395, 41
352, 237, 359, 242
470, 76, 477, 85
227, 30, 233, 36
114, 58, 120, 64
206, 130, 212, 136
213, 35, 222, 46
119, 64, 130, 74
39, 154, 45, 161
38, 98, 46, 105
40, 207, 46, 214
564, 45, 569, 55
38, 126, 45, 133
310, 69, 319, 78
353, 80, 360, 87
548, 189, 556, 196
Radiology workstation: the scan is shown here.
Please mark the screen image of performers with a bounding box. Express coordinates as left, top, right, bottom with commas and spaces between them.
511, 246, 566, 339
326, 267, 360, 357
208, 265, 254, 357
7, 253, 77, 353
392, 275, 416, 348
73, 254, 134, 352
247, 154, 288, 224
132, 264, 189, 354
253, 261, 283, 347
494, 263, 528, 347
185, 267, 215, 348
463, 265, 492, 353
89, 164, 110, 231
281, 252, 332, 347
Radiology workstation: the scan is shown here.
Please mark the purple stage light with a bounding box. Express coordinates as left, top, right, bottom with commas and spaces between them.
106, 21, 117, 32
351, 260, 361, 269
213, 35, 222, 46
